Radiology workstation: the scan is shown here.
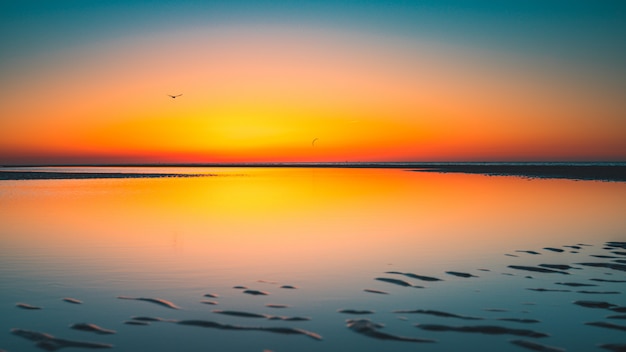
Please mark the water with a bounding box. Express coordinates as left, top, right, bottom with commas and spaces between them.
1, 167, 625, 351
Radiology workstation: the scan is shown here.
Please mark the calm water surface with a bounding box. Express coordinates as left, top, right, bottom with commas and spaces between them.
1, 168, 625, 351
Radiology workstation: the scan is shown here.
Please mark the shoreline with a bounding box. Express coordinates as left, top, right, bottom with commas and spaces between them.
1, 163, 626, 181
409, 164, 626, 182
0, 171, 209, 181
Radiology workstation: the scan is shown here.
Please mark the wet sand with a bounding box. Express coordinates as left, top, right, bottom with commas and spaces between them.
7, 240, 626, 351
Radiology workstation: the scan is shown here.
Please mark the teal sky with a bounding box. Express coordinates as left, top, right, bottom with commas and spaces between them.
3, 0, 626, 75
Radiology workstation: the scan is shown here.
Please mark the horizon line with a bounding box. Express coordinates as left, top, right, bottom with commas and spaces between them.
2, 161, 626, 168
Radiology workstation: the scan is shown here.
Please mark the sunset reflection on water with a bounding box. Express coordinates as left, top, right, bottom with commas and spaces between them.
2, 168, 625, 281
1, 168, 625, 351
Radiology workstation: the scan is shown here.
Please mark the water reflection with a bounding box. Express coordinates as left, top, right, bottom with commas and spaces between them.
1, 168, 625, 351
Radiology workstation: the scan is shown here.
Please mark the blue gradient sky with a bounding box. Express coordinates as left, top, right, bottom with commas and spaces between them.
1, 0, 625, 163
3, 1, 625, 68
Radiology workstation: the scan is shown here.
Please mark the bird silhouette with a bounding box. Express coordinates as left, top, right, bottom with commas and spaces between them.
168, 94, 183, 99
312, 138, 319, 147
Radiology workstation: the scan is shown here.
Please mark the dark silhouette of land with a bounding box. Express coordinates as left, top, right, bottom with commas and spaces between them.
0, 163, 625, 181
410, 163, 626, 182
0, 171, 209, 180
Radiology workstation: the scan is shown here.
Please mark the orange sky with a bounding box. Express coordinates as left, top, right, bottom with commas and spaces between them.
1, 4, 626, 164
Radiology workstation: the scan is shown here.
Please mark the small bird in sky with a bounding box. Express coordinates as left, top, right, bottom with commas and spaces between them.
312, 138, 319, 147
168, 94, 182, 99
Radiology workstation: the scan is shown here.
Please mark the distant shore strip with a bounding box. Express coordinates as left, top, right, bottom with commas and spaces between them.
0, 171, 213, 180
410, 164, 626, 182
0, 163, 625, 181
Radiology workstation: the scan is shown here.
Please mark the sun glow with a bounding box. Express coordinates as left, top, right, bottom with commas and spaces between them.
2, 22, 625, 164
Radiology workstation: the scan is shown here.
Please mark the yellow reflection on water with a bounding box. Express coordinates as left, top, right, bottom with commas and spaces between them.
1, 168, 625, 288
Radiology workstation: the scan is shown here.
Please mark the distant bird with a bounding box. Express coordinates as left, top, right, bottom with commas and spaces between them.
168, 94, 182, 99
311, 138, 318, 147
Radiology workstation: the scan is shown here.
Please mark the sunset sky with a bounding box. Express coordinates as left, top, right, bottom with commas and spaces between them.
1, 0, 625, 164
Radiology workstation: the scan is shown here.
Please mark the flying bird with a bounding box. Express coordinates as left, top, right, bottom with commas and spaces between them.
311, 138, 319, 147
168, 94, 183, 99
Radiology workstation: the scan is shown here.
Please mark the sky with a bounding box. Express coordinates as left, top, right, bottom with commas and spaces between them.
1, 0, 625, 164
